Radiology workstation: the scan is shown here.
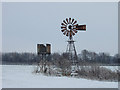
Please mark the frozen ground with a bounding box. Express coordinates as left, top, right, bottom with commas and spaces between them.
2, 65, 118, 88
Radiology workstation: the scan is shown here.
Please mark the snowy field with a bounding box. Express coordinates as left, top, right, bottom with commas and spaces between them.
2, 65, 118, 88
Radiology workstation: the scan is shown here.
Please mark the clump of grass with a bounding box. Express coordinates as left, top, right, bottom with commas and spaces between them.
77, 66, 119, 82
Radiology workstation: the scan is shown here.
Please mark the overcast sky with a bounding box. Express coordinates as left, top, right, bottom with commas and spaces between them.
2, 2, 118, 55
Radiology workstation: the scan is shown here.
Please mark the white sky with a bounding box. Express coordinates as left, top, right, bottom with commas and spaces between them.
2, 2, 118, 55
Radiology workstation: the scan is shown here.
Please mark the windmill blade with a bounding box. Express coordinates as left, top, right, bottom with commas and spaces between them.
72, 21, 77, 25
73, 33, 75, 36
63, 20, 67, 25
61, 29, 66, 32
63, 31, 67, 35
69, 18, 71, 24
66, 18, 69, 24
61, 26, 66, 29
74, 24, 78, 26
71, 31, 75, 36
70, 31, 72, 37
71, 19, 74, 24
61, 23, 66, 26
66, 32, 69, 36
73, 30, 78, 33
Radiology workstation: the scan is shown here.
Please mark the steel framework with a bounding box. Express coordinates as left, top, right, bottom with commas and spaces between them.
66, 35, 78, 65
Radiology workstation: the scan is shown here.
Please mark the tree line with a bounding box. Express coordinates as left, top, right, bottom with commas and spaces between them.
2, 49, 119, 65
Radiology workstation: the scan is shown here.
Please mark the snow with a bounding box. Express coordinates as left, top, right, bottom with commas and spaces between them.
101, 66, 119, 72
2, 65, 118, 88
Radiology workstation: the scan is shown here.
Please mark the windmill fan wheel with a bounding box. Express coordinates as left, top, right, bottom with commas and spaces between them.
61, 18, 78, 37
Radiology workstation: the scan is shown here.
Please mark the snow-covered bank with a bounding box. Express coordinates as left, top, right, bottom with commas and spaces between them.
2, 65, 118, 88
